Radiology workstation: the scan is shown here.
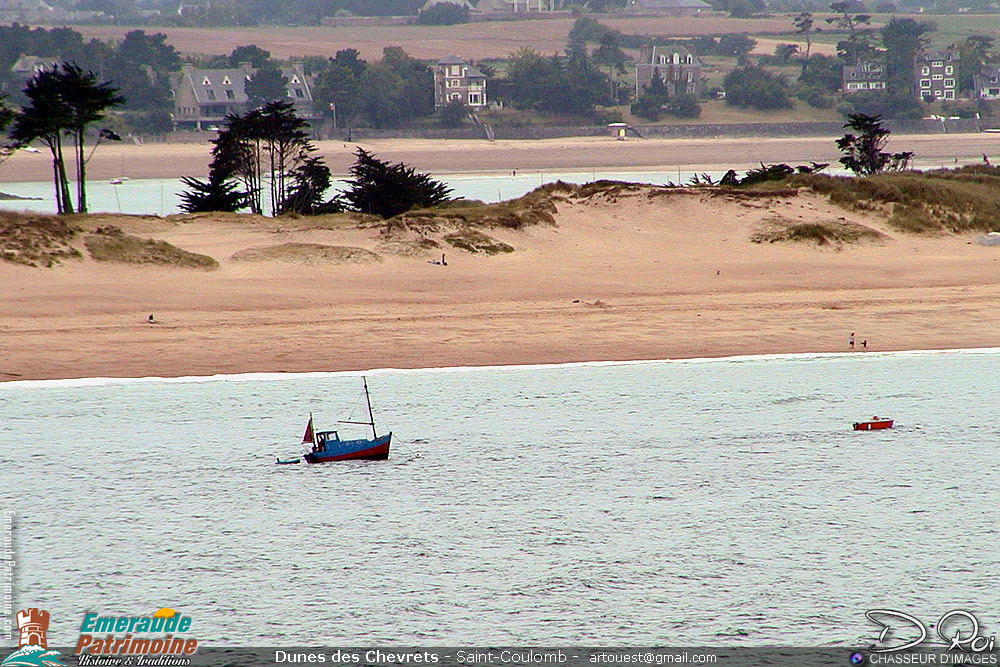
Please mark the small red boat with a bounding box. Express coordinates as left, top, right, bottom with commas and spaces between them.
853, 416, 894, 431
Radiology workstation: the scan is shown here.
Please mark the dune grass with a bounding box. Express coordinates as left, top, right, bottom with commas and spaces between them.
85, 228, 218, 268
784, 166, 1000, 234
0, 211, 81, 267
752, 218, 886, 246
443, 230, 514, 255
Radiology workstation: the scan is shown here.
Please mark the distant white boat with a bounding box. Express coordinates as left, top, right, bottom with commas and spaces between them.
110, 177, 129, 185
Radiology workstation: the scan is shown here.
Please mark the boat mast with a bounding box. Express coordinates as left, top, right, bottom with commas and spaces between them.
364, 376, 376, 439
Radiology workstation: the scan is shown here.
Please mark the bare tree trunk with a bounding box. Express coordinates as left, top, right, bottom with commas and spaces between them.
55, 132, 74, 214
76, 130, 88, 213
50, 154, 64, 214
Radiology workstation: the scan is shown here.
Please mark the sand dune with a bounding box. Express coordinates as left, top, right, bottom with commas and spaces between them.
3, 184, 1000, 381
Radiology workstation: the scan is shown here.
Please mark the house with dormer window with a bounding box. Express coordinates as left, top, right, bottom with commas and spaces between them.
842, 61, 886, 94
171, 61, 316, 130
635, 45, 702, 99
434, 54, 487, 109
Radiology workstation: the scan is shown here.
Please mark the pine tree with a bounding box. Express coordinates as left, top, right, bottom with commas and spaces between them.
279, 156, 340, 215
340, 148, 452, 219
178, 175, 246, 213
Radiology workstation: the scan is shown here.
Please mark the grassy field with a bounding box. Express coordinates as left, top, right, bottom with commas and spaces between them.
65, 12, 1000, 62
621, 98, 843, 125
71, 15, 825, 61
799, 13, 1000, 50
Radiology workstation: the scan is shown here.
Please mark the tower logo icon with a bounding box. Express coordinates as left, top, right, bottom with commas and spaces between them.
1, 608, 64, 666
16, 609, 49, 649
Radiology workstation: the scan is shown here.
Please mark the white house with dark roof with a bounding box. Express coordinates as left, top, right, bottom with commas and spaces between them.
914, 49, 959, 101
625, 0, 711, 15
421, 0, 474, 9
476, 0, 556, 12
842, 61, 886, 94
434, 54, 487, 109
171, 62, 316, 130
10, 54, 60, 78
635, 45, 703, 99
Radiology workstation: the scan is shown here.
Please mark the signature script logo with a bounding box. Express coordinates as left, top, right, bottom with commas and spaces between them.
867, 609, 997, 653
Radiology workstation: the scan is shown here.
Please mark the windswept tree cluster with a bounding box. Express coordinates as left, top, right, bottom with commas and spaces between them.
180, 101, 334, 216
4, 63, 123, 214
179, 107, 452, 219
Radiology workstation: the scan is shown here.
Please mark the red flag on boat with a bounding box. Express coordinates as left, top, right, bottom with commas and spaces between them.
302, 414, 316, 445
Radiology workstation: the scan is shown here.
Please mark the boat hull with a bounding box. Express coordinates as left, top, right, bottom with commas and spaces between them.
853, 420, 893, 431
304, 433, 391, 463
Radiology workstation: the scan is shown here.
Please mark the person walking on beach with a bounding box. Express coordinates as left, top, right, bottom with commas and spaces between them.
849, 332, 855, 349
862, 339, 867, 349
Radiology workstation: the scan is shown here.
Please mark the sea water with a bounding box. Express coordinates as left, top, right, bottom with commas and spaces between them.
0, 171, 706, 217
2, 350, 999, 645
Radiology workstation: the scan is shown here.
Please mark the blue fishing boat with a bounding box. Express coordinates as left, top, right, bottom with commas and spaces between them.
303, 377, 392, 463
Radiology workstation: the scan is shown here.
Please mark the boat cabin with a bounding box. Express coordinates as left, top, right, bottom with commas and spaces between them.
313, 431, 341, 451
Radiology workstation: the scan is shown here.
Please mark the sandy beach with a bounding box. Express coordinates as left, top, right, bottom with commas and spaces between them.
3, 179, 1000, 382
2, 133, 998, 183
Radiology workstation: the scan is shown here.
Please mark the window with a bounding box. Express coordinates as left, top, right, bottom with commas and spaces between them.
932, 74, 943, 80
290, 75, 300, 84
207, 89, 216, 100
294, 88, 304, 98
850, 71, 857, 78
990, 88, 1000, 96
847, 82, 858, 90
945, 65, 953, 74
932, 61, 943, 67
201, 76, 211, 85
944, 79, 955, 88
859, 82, 869, 89
935, 89, 944, 97
920, 79, 930, 88
921, 66, 929, 75
447, 79, 460, 88
468, 92, 481, 105
945, 90, 955, 98
222, 75, 231, 85
225, 89, 234, 99
449, 92, 461, 101
871, 81, 885, 89
658, 55, 666, 64
449, 65, 461, 76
